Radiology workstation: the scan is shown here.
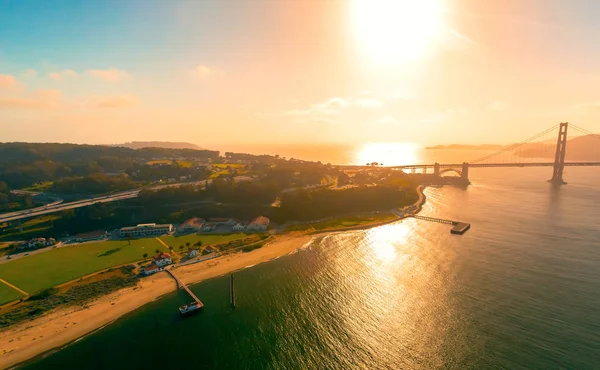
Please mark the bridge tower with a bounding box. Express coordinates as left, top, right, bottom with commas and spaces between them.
461, 162, 470, 183
548, 122, 568, 185
434, 163, 440, 176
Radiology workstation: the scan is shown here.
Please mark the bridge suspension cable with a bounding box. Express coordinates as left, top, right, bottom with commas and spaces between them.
470, 124, 560, 164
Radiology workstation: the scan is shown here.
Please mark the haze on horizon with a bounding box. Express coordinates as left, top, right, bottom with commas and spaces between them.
2, 0, 600, 148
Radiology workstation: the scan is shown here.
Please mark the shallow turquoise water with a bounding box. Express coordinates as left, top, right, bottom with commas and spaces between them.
22, 167, 600, 369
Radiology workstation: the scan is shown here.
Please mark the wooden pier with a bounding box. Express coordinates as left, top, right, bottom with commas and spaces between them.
410, 215, 471, 235
165, 269, 204, 308
230, 274, 236, 308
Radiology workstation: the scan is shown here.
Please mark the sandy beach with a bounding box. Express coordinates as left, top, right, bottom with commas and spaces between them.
0, 187, 427, 369
0, 233, 313, 369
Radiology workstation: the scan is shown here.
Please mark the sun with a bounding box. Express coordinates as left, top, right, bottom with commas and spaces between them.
351, 0, 445, 64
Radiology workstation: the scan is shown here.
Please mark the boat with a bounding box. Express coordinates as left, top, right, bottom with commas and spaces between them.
179, 301, 203, 315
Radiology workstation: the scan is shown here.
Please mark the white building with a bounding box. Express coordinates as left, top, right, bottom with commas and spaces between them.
245, 216, 270, 232
141, 265, 160, 276
187, 249, 199, 258
232, 222, 246, 232
153, 252, 172, 267
120, 223, 173, 238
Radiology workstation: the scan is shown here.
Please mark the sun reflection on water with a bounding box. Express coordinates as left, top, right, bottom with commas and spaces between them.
367, 223, 410, 263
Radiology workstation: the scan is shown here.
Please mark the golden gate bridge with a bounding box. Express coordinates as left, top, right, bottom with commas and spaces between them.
348, 122, 600, 185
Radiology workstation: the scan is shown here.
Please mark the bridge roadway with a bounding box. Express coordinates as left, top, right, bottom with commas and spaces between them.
343, 161, 600, 170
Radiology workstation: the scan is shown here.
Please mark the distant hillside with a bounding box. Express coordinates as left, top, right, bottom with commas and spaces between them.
518, 134, 600, 161
114, 141, 203, 150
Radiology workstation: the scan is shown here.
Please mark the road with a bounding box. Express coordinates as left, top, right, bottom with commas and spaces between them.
0, 176, 255, 224
0, 190, 140, 223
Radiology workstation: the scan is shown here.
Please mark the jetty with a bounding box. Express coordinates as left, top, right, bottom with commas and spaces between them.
165, 269, 204, 313
410, 215, 471, 235
230, 274, 236, 308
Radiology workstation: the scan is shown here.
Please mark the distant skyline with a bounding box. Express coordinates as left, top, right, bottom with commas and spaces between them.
2, 0, 600, 147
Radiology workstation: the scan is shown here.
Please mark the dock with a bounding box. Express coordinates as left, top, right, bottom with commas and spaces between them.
410, 215, 471, 235
230, 274, 236, 308
165, 269, 204, 309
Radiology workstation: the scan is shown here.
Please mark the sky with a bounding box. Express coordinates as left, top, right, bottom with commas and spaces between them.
2, 0, 600, 148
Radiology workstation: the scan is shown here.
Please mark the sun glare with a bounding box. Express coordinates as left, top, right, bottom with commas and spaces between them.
352, 0, 444, 64
356, 142, 419, 166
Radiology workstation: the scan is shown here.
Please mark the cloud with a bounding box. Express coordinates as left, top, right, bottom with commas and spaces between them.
491, 101, 506, 110
285, 97, 350, 120
373, 115, 400, 125
0, 89, 63, 110
48, 70, 79, 80
0, 74, 18, 89
192, 64, 223, 80
86, 68, 130, 82
23, 69, 38, 78
356, 99, 384, 108
94, 95, 139, 108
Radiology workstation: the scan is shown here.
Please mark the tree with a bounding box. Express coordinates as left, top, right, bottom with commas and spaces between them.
127, 236, 132, 245
143, 253, 148, 259
155, 249, 160, 254
179, 245, 184, 251
185, 242, 190, 247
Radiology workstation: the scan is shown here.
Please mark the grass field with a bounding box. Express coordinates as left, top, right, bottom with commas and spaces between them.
160, 233, 248, 248
147, 159, 173, 165
0, 282, 24, 306
212, 163, 245, 169
0, 238, 167, 295
285, 213, 398, 232
176, 160, 193, 168
22, 181, 54, 192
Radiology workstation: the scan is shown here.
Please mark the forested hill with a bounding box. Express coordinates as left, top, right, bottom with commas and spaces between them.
0, 142, 219, 189
113, 141, 203, 150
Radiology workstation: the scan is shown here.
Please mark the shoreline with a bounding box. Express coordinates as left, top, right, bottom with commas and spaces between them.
0, 186, 429, 369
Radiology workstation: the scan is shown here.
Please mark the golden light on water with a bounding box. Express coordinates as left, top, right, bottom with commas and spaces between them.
351, 0, 445, 64
369, 223, 410, 263
356, 142, 419, 166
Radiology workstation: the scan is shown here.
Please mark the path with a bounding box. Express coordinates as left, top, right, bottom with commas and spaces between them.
155, 237, 180, 258
0, 278, 29, 297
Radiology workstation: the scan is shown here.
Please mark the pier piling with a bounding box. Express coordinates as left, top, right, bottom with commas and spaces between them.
230, 274, 236, 308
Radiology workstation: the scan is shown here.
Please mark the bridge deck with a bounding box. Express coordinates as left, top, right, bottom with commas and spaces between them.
411, 215, 458, 225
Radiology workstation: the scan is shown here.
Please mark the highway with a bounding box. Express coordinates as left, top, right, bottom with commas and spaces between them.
0, 176, 255, 224
0, 190, 140, 223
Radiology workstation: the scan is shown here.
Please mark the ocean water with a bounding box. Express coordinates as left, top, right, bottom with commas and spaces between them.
22, 167, 600, 369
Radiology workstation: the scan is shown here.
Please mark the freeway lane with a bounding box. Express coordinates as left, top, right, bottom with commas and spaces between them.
0, 190, 140, 223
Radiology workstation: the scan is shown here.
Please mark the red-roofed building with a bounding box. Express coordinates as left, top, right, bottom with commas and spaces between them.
177, 217, 205, 234
153, 252, 172, 267
245, 216, 270, 231
141, 265, 160, 276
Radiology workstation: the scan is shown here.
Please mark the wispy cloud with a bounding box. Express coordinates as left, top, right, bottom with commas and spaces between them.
373, 115, 400, 125
48, 70, 79, 81
491, 100, 506, 110
0, 74, 18, 89
86, 68, 130, 82
95, 95, 139, 109
22, 69, 38, 78
0, 89, 63, 110
192, 64, 223, 80
356, 99, 384, 108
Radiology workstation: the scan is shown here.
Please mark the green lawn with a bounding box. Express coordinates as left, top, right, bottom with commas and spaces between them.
286, 213, 398, 232
212, 163, 245, 169
0, 282, 24, 306
22, 181, 54, 192
0, 238, 167, 294
160, 233, 248, 248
